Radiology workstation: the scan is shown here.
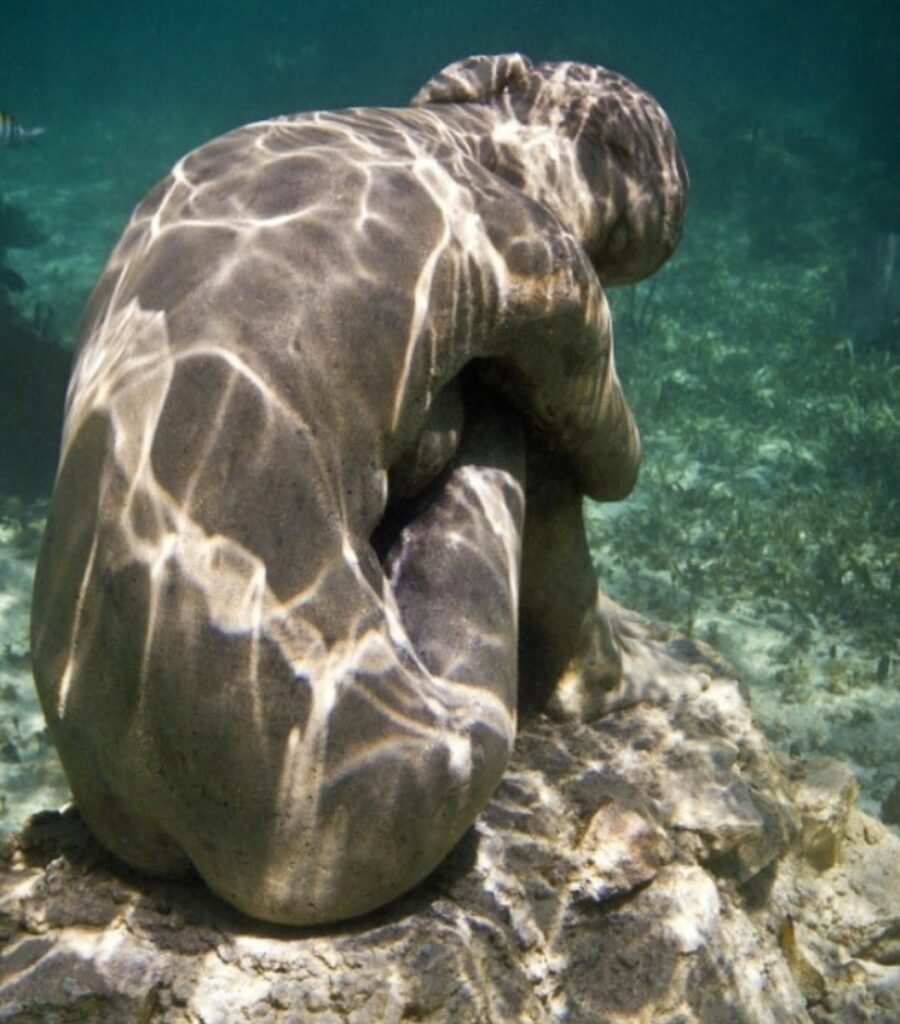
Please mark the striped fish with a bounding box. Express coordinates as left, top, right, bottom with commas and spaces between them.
0, 110, 45, 147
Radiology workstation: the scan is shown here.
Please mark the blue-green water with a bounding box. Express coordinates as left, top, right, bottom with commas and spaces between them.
0, 2, 897, 832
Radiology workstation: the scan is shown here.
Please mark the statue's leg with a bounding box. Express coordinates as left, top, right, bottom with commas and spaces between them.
383, 390, 526, 709
519, 442, 716, 722
518, 441, 621, 719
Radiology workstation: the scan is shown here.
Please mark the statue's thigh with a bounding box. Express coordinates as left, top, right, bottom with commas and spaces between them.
383, 394, 527, 710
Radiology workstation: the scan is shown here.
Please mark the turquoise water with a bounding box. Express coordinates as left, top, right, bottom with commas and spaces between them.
0, 2, 897, 833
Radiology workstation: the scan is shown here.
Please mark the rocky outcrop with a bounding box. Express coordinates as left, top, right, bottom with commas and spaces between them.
0, 299, 69, 498
1, 640, 898, 1023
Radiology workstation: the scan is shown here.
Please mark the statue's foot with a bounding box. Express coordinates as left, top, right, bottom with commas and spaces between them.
544, 593, 734, 721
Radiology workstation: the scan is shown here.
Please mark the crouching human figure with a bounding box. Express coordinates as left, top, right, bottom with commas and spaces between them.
31, 53, 688, 925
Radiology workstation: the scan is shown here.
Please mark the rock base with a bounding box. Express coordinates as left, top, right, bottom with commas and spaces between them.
2, 644, 898, 1023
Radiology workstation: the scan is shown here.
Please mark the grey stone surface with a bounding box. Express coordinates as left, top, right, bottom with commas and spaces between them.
2, 641, 898, 1023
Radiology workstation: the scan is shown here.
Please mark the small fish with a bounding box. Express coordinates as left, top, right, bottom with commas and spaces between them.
0, 110, 45, 147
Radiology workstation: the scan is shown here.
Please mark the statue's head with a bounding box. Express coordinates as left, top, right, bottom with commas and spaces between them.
413, 53, 689, 285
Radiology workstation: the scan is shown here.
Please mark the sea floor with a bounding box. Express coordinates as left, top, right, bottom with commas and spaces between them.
0, 103, 897, 837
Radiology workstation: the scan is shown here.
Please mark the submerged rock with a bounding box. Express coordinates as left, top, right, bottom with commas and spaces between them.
1, 650, 897, 1023
0, 306, 69, 497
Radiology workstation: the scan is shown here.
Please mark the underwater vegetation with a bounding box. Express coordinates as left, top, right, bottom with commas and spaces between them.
0, 194, 45, 248
0, 194, 45, 296
0, 309, 68, 498
844, 231, 900, 352
0, 192, 69, 497
596, 98, 898, 815
608, 278, 897, 641
605, 93, 897, 637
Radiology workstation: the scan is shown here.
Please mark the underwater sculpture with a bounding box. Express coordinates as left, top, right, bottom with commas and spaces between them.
31, 53, 687, 925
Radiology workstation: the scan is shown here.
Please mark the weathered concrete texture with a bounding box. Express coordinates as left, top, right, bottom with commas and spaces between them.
2, 644, 898, 1023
